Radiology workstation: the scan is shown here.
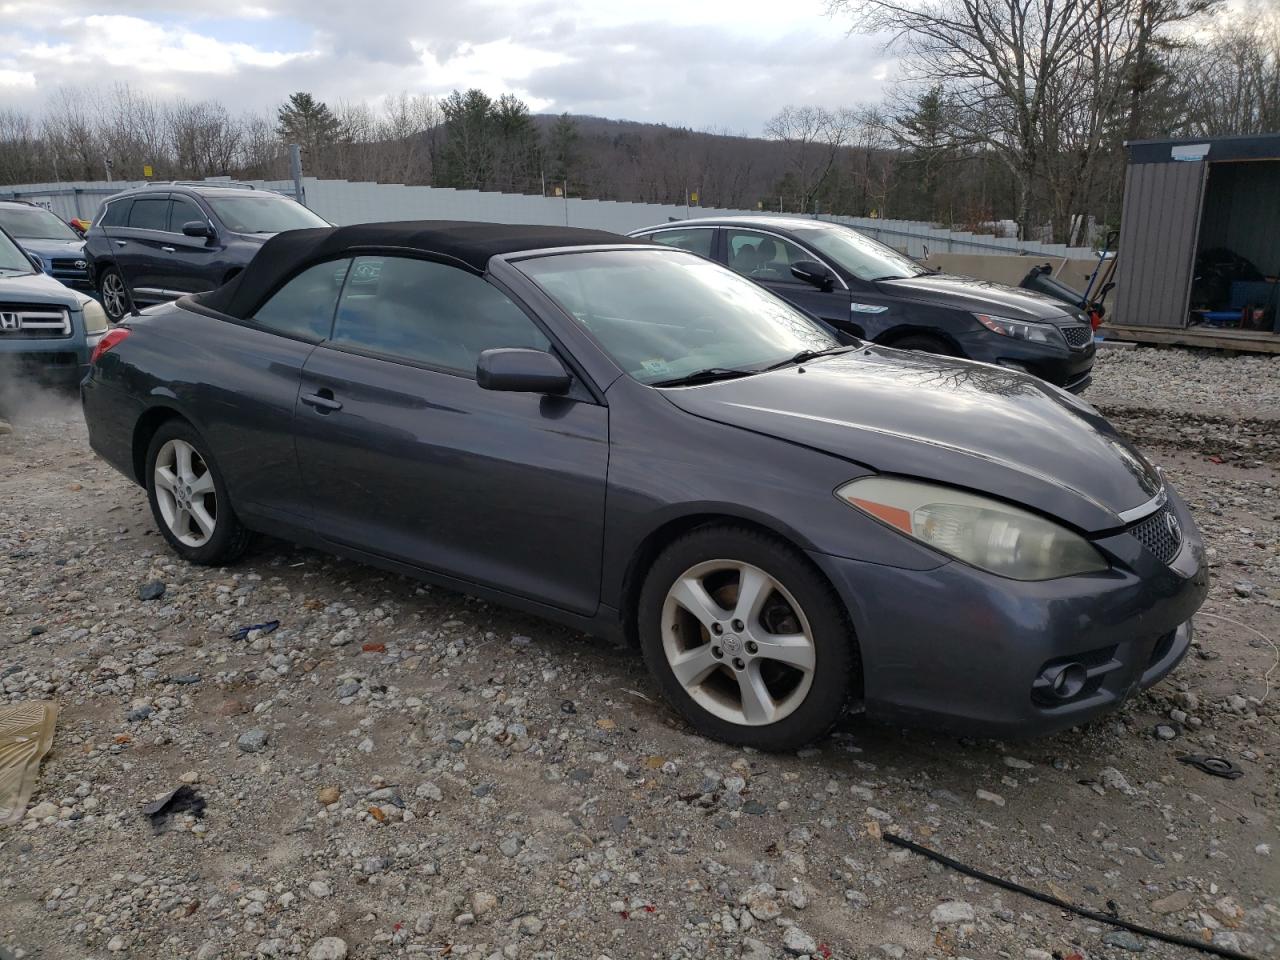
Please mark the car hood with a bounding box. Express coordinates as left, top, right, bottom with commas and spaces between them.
878, 273, 1081, 323
17, 237, 86, 260
663, 347, 1161, 533
0, 270, 86, 307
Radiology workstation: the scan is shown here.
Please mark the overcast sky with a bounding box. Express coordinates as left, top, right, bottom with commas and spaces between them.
0, 0, 895, 135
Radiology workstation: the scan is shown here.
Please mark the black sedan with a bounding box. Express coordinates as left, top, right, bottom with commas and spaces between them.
82, 221, 1206, 749
629, 217, 1096, 392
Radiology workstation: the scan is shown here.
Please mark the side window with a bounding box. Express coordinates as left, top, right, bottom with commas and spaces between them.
649, 228, 714, 258
99, 199, 130, 227
331, 256, 550, 375
169, 196, 205, 233
726, 229, 811, 283
128, 197, 170, 231
252, 259, 352, 340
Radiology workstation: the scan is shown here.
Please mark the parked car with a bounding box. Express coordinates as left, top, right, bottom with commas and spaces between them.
0, 222, 110, 387
83, 181, 330, 321
0, 199, 94, 292
629, 217, 1096, 392
82, 221, 1206, 750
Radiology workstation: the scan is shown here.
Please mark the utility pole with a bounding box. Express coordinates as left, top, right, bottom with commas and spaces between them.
104, 158, 114, 183
289, 144, 307, 208
563, 181, 569, 226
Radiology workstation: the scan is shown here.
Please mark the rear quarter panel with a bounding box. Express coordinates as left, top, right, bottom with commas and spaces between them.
82, 303, 316, 525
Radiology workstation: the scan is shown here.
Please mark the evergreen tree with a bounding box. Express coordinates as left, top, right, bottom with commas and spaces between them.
276, 92, 341, 170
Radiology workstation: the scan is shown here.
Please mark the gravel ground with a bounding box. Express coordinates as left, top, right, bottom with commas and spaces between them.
1, 347, 1278, 960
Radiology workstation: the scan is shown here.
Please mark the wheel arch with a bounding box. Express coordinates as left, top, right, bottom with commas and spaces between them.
130, 405, 191, 486
619, 510, 855, 654
874, 324, 966, 355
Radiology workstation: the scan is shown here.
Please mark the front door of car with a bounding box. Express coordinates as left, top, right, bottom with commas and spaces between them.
155, 195, 223, 295
119, 194, 173, 294
722, 228, 852, 327
292, 255, 609, 616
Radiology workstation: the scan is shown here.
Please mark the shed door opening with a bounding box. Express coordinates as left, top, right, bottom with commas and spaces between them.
1190, 159, 1280, 333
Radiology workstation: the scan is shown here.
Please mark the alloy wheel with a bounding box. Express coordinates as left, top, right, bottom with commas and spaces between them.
152, 439, 217, 548
661, 560, 816, 726
101, 272, 127, 320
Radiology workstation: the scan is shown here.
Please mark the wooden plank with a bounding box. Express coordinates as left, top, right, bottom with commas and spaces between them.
1100, 324, 1280, 354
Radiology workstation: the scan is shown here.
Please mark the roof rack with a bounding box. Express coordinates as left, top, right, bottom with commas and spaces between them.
142, 180, 257, 190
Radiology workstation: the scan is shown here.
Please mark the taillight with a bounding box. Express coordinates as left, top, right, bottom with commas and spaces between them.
90, 327, 131, 365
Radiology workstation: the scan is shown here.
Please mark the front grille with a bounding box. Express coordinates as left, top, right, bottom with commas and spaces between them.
1061, 324, 1092, 349
50, 258, 88, 272
1129, 505, 1182, 564
0, 304, 71, 338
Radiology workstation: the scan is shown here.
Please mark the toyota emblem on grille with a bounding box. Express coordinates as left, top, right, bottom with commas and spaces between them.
1164, 511, 1180, 540
74, 259, 87, 270
0, 312, 18, 331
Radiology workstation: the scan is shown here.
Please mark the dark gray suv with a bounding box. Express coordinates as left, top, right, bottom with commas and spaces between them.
83, 182, 329, 321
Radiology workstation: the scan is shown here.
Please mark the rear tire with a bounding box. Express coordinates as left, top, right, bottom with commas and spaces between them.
145, 421, 250, 565
889, 333, 959, 356
638, 525, 856, 751
98, 267, 130, 322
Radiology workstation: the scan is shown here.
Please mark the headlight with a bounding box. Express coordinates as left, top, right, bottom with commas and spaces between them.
975, 313, 1065, 347
836, 476, 1107, 580
82, 298, 109, 334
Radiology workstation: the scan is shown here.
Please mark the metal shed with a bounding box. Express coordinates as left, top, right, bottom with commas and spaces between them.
1110, 132, 1280, 352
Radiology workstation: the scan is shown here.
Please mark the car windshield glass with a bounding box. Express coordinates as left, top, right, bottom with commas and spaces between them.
204, 195, 328, 234
791, 224, 927, 281
0, 205, 80, 241
0, 227, 35, 273
516, 248, 838, 385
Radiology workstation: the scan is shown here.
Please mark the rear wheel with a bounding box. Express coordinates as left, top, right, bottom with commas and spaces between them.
99, 268, 129, 322
145, 421, 250, 565
638, 525, 856, 750
889, 333, 959, 356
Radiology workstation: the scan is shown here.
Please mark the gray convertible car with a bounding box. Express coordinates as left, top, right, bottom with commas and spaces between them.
81, 222, 1208, 749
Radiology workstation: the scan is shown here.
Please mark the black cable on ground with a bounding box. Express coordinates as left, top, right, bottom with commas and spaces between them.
882, 832, 1261, 960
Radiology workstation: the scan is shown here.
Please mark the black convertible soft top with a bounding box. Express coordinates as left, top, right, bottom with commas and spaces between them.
195, 220, 646, 319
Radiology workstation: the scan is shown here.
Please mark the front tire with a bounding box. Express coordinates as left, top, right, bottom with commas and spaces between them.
638, 525, 856, 751
145, 421, 250, 565
98, 267, 129, 322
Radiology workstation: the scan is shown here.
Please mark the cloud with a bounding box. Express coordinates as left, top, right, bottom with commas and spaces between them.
0, 0, 895, 133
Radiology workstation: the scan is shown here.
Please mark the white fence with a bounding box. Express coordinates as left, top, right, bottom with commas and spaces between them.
2, 176, 1096, 260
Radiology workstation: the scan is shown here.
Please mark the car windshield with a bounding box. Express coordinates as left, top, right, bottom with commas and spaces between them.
791, 224, 928, 281
0, 205, 80, 241
204, 195, 328, 234
517, 248, 839, 385
0, 227, 36, 273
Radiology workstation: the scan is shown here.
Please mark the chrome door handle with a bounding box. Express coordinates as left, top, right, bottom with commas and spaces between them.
301, 391, 343, 413
115, 240, 126, 247
161, 246, 176, 253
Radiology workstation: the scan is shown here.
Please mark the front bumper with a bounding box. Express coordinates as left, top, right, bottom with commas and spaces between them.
810, 486, 1208, 737
958, 329, 1095, 392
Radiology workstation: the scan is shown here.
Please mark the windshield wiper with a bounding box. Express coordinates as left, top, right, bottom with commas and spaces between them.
763, 346, 852, 370
651, 367, 757, 388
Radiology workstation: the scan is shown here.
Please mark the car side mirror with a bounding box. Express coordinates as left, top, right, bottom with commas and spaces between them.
182, 220, 215, 239
26, 252, 45, 272
790, 259, 834, 291
476, 348, 571, 394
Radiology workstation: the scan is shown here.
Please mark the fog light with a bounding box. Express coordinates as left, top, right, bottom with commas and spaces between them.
1039, 662, 1087, 701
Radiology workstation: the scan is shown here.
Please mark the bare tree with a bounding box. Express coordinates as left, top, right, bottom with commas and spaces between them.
1175, 5, 1280, 135
764, 105, 849, 212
